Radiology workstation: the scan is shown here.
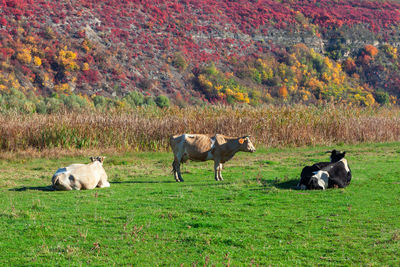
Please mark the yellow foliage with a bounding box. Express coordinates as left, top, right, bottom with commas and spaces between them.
323, 57, 333, 70
390, 95, 397, 105
33, 56, 42, 67
82, 62, 90, 71
321, 72, 331, 82
82, 40, 91, 52
365, 93, 375, 106
225, 88, 234, 96
288, 85, 297, 92
16, 48, 32, 64
214, 85, 223, 91
262, 68, 273, 81
0, 84, 7, 91
17, 27, 24, 34
256, 58, 267, 69
198, 74, 213, 90
26, 36, 36, 44
234, 91, 249, 103
54, 83, 70, 93
382, 44, 398, 59
58, 49, 79, 71
308, 77, 324, 91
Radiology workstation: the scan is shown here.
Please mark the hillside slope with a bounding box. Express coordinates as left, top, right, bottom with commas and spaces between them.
1, 0, 400, 106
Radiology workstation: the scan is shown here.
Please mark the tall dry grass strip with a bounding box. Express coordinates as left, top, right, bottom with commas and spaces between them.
1, 105, 400, 152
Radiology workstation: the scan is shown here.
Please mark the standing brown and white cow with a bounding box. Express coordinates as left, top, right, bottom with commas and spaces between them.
169, 134, 256, 182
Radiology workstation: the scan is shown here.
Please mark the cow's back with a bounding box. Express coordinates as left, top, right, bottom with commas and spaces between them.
69, 162, 105, 189
325, 159, 352, 188
300, 162, 331, 184
170, 134, 214, 161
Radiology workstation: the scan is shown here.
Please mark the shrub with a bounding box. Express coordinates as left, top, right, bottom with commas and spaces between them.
144, 96, 156, 106
155, 95, 170, 108
375, 91, 390, 105
35, 100, 47, 114
171, 52, 188, 71
45, 97, 63, 113
60, 94, 90, 111
364, 45, 379, 58
124, 91, 145, 107
93, 95, 108, 109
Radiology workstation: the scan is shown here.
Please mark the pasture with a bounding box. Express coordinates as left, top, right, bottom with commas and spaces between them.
0, 142, 399, 265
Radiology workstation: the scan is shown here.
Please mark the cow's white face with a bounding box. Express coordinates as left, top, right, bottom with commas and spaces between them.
310, 171, 329, 190
239, 136, 256, 153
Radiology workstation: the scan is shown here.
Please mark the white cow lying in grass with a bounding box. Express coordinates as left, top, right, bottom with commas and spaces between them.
52, 156, 110, 191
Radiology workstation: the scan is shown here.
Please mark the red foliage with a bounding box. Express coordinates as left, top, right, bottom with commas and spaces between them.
1, 0, 400, 98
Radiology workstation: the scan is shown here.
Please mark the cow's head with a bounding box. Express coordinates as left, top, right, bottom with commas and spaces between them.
327, 150, 346, 162
90, 156, 106, 164
238, 136, 256, 153
52, 171, 73, 191
308, 171, 329, 190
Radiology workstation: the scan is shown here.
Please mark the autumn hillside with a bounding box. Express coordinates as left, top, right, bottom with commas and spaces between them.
2, 0, 400, 108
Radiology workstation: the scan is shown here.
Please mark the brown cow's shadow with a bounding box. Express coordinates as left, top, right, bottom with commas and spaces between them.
9, 186, 55, 192
110, 180, 176, 184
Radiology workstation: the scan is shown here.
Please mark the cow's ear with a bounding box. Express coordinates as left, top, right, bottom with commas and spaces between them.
239, 138, 245, 144
101, 156, 106, 163
342, 152, 346, 156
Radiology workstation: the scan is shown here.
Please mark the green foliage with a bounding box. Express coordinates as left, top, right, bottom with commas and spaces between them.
171, 52, 188, 71
93, 95, 108, 109
144, 96, 156, 106
44, 97, 63, 113
154, 95, 170, 108
375, 90, 390, 105
0, 89, 168, 114
123, 91, 145, 107
60, 94, 91, 111
325, 31, 349, 60
0, 88, 37, 113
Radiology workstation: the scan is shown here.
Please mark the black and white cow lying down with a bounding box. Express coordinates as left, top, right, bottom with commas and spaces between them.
298, 150, 352, 190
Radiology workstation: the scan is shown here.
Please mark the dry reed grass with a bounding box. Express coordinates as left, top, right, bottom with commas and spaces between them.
1, 105, 400, 155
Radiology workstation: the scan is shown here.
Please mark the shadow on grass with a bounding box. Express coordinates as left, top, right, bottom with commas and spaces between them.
251, 178, 299, 190
274, 179, 299, 189
110, 180, 176, 184
9, 186, 55, 192
182, 181, 233, 187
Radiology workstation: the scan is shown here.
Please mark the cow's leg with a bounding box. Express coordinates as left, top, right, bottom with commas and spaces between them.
97, 176, 110, 188
214, 160, 221, 181
172, 160, 184, 182
218, 163, 224, 181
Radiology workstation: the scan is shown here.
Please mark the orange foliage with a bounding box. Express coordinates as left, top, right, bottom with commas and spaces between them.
343, 58, 356, 74
364, 45, 378, 57
278, 85, 288, 98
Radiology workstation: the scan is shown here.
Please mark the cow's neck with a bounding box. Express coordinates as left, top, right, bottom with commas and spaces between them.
220, 139, 241, 163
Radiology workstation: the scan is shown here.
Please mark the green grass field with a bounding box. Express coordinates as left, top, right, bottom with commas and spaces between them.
0, 143, 399, 266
